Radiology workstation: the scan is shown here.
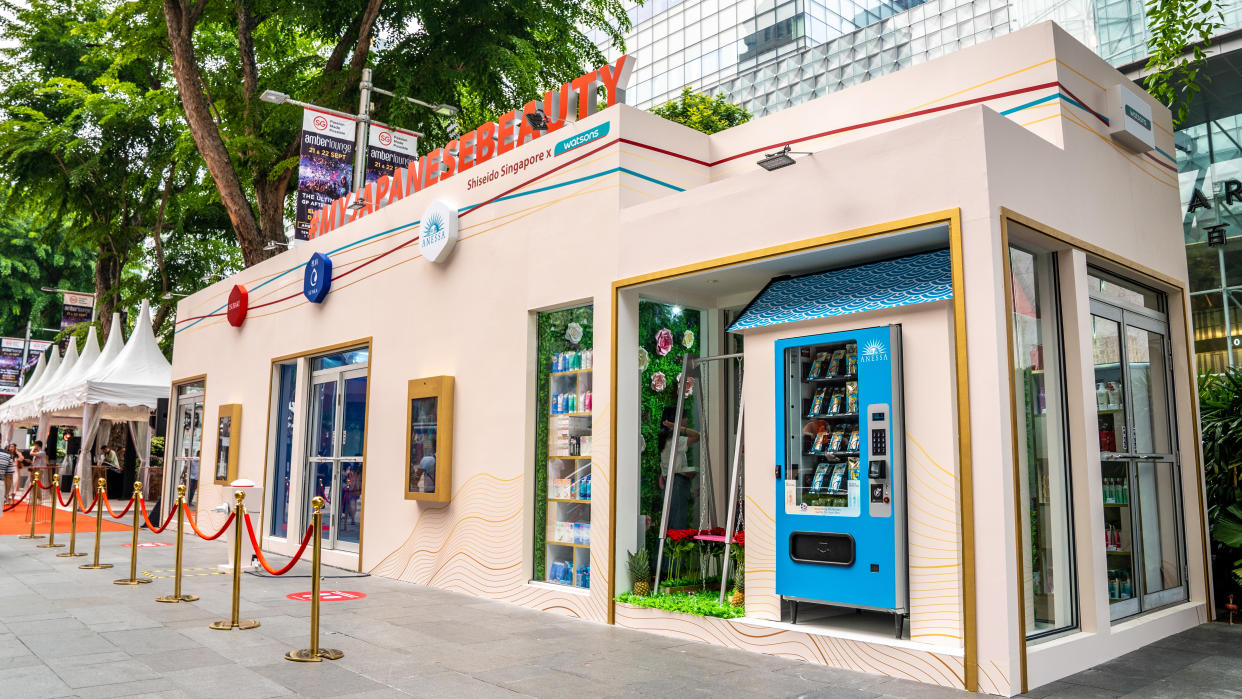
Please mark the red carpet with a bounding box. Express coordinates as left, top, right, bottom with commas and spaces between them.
0, 503, 131, 536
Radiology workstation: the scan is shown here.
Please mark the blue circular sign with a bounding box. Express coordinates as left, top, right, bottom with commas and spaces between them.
304, 252, 332, 303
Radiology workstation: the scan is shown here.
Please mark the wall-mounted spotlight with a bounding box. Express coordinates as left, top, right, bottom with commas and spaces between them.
524, 110, 550, 131
757, 145, 810, 171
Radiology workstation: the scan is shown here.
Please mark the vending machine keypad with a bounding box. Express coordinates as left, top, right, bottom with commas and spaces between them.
867, 405, 891, 516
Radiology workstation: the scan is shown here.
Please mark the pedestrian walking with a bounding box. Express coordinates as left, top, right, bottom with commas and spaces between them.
0, 443, 13, 507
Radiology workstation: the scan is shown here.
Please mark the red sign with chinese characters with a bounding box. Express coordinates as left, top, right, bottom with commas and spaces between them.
227, 284, 248, 327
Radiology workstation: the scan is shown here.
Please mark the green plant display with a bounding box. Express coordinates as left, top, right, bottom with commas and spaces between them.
533, 305, 594, 582
616, 590, 745, 619
637, 301, 702, 559
1200, 368, 1242, 608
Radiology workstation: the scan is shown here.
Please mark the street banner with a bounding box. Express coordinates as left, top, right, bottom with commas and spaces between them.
0, 338, 52, 396
365, 122, 419, 185
295, 108, 356, 240
60, 292, 94, 331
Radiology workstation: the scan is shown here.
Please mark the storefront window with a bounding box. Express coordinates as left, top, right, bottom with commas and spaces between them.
533, 305, 594, 588
1009, 246, 1077, 639
268, 363, 297, 538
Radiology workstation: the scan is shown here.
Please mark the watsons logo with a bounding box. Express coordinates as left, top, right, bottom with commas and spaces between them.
554, 122, 610, 156
1125, 104, 1151, 132
859, 339, 889, 364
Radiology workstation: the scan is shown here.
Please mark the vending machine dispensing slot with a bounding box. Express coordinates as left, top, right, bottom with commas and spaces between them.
774, 324, 908, 637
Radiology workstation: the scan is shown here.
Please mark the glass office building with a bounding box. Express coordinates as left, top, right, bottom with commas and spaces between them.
595, 0, 1242, 369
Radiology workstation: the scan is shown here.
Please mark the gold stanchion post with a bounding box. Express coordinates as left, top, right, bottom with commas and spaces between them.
210, 491, 259, 630
19, 472, 44, 540
114, 482, 151, 585
37, 474, 65, 549
57, 476, 86, 558
156, 485, 198, 603
80, 479, 113, 569
287, 497, 342, 662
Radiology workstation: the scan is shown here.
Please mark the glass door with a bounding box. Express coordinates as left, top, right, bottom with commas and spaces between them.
304, 367, 367, 552
168, 391, 204, 510
1090, 300, 1184, 620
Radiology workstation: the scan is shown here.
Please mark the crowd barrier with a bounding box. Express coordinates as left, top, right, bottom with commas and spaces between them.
4, 474, 340, 662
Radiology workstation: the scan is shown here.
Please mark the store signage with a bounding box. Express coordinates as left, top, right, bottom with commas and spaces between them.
306, 55, 634, 240
303, 252, 333, 303
295, 109, 356, 240
227, 284, 249, 327
419, 200, 459, 264
1106, 83, 1155, 153
554, 122, 611, 156
859, 340, 889, 364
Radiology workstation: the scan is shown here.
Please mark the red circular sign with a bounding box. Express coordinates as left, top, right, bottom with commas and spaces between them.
378, 131, 393, 146
227, 284, 248, 327
286, 590, 366, 602
313, 115, 328, 131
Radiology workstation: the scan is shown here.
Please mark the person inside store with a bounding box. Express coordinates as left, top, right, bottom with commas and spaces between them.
657, 405, 700, 530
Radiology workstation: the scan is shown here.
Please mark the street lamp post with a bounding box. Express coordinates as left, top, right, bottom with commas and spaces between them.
260, 69, 457, 200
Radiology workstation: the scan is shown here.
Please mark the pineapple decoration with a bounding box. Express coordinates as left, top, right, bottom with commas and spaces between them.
729, 532, 745, 608
627, 548, 651, 596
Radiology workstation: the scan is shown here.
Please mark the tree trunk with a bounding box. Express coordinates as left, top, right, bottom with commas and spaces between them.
94, 245, 125, 340
163, 0, 272, 266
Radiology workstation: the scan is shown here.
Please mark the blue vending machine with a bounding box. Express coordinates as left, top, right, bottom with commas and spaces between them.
775, 324, 907, 636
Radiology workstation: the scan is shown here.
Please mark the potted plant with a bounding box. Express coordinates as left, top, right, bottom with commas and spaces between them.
627, 547, 651, 596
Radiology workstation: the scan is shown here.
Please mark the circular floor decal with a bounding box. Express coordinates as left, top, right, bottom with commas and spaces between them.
122, 542, 173, 548
286, 590, 366, 602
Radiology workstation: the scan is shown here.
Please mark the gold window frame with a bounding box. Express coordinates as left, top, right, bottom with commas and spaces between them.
405, 376, 454, 502
213, 403, 241, 485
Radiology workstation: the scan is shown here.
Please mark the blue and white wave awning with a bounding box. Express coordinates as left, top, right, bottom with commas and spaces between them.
728, 249, 952, 332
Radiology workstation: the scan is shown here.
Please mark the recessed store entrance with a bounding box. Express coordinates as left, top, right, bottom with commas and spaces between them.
305, 349, 368, 552
1089, 270, 1187, 620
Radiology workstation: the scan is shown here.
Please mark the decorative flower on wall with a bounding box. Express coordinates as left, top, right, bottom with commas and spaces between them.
675, 372, 695, 398
682, 330, 695, 348
637, 347, 650, 372
565, 322, 583, 344
651, 372, 667, 392
655, 328, 674, 356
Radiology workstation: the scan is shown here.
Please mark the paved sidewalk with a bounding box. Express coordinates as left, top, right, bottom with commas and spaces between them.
0, 527, 1238, 698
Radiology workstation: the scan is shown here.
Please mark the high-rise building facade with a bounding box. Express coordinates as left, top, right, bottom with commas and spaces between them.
593, 0, 1242, 368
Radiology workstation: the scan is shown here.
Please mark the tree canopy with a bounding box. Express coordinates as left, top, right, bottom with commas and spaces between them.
650, 87, 752, 135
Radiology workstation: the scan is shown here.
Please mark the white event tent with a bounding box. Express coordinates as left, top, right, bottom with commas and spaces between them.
0, 301, 172, 492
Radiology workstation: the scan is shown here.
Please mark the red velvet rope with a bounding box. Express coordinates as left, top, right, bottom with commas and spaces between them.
137, 497, 178, 533
56, 488, 73, 507
183, 502, 234, 541
35, 478, 54, 490
103, 495, 135, 519
78, 489, 100, 514
2, 484, 33, 511
244, 512, 314, 576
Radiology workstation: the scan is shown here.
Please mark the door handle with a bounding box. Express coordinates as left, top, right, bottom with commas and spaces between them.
775, 464, 783, 479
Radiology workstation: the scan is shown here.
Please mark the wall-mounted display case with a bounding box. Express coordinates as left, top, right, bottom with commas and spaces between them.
214, 404, 240, 485
405, 376, 454, 502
